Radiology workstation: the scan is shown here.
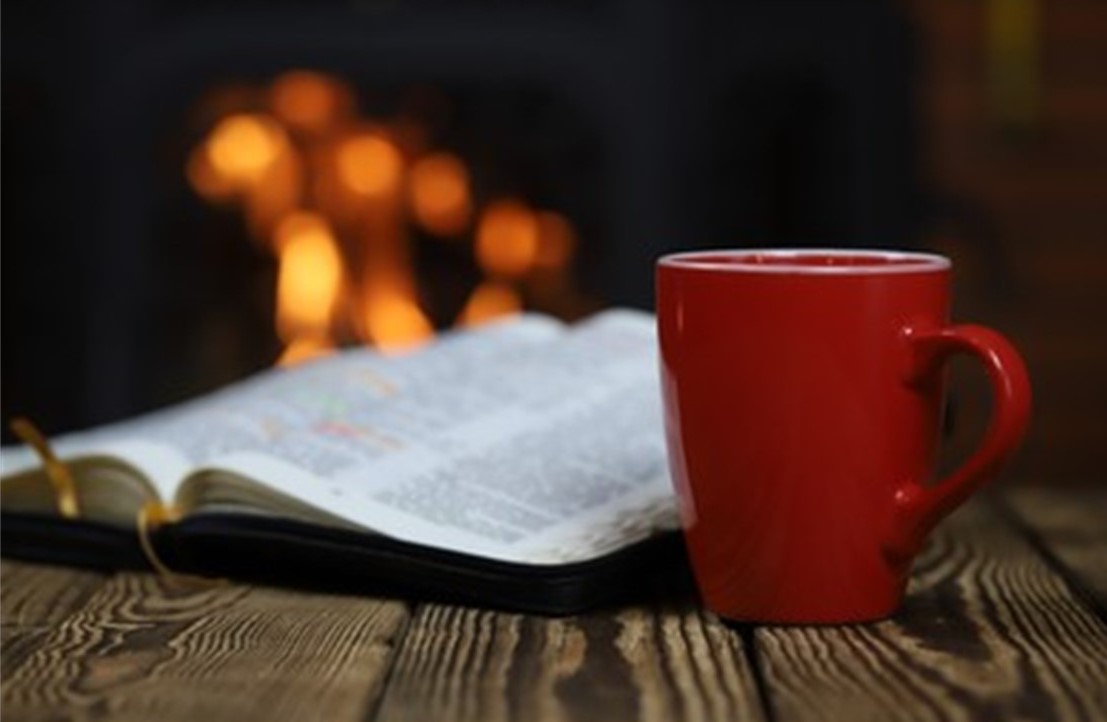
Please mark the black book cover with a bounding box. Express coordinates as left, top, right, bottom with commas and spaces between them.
0, 513, 694, 615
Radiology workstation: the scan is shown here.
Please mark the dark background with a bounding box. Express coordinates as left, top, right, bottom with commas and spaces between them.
3, 0, 1105, 485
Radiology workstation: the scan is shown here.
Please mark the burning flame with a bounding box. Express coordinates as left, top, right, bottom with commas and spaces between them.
336, 133, 404, 198
274, 212, 343, 345
270, 71, 350, 134
205, 114, 286, 186
408, 153, 471, 236
362, 289, 433, 354
535, 211, 577, 270
276, 336, 334, 367
187, 145, 237, 203
186, 71, 592, 366
475, 199, 539, 278
246, 143, 302, 239
457, 282, 522, 327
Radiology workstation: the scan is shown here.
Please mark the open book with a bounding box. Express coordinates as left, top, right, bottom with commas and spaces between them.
0, 310, 687, 612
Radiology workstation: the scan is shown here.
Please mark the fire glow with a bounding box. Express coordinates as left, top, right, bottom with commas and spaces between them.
187, 71, 584, 365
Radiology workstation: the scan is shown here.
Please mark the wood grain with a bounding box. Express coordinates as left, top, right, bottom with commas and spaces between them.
755, 501, 1107, 722
1, 561, 108, 678
1003, 488, 1107, 611
373, 602, 765, 722
1, 572, 411, 722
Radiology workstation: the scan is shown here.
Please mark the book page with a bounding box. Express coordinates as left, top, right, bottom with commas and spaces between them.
0, 437, 191, 503
0, 314, 565, 505
195, 309, 679, 564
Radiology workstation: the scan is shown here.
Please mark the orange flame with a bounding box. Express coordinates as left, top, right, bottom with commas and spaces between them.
457, 282, 523, 327
269, 71, 350, 134
246, 143, 303, 239
475, 199, 539, 278
408, 153, 471, 236
187, 144, 237, 203
336, 132, 404, 198
186, 76, 596, 367
205, 114, 286, 186
362, 288, 433, 354
276, 336, 334, 367
274, 212, 344, 344
535, 212, 577, 270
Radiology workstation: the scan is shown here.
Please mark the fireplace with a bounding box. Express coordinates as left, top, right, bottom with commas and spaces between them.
183, 73, 601, 349
1, 1, 918, 438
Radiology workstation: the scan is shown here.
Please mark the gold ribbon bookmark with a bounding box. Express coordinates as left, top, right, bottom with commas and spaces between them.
10, 417, 81, 519
9, 418, 221, 587
136, 501, 225, 588
137, 501, 183, 578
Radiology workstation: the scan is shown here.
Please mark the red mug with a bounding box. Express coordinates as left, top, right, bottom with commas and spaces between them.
657, 249, 1031, 624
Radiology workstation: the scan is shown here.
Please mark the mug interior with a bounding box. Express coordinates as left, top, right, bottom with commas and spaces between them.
658, 249, 950, 274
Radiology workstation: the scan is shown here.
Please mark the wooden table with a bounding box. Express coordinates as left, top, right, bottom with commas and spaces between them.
2, 489, 1105, 722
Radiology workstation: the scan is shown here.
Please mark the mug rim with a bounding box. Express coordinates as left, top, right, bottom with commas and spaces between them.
657, 248, 951, 275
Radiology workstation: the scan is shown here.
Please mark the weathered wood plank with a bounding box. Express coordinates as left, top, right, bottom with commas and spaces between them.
1, 561, 109, 678
1, 573, 411, 722
1, 561, 109, 629
373, 602, 766, 722
756, 501, 1107, 722
1003, 487, 1107, 611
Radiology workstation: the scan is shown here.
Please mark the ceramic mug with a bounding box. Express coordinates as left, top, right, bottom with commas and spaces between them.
657, 249, 1031, 624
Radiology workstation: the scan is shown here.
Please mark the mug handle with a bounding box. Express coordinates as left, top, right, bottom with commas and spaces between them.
886, 325, 1032, 560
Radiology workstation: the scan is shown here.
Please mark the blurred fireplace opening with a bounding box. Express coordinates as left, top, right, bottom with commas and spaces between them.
171, 75, 606, 385
1, 1, 918, 439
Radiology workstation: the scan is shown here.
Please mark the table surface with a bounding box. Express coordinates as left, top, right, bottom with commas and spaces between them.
2, 488, 1105, 722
